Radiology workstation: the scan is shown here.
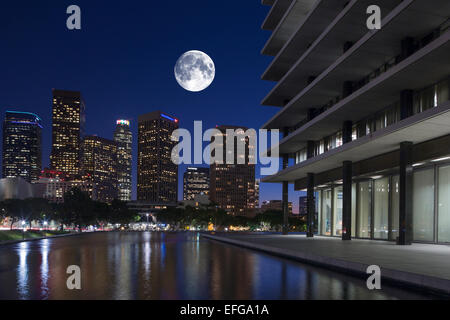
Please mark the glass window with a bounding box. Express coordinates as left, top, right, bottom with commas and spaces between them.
321, 190, 332, 236
391, 175, 400, 240
351, 183, 356, 238
413, 168, 435, 242
333, 187, 343, 236
438, 165, 450, 242
358, 181, 372, 238
374, 178, 389, 239
315, 191, 320, 234
437, 78, 449, 105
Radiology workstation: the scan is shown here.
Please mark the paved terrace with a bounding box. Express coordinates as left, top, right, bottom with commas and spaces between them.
202, 233, 450, 295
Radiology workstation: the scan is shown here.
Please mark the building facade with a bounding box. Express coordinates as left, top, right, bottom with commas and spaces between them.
260, 0, 450, 243
114, 120, 132, 201
261, 200, 293, 215
137, 111, 178, 203
50, 89, 85, 177
32, 168, 96, 203
0, 177, 35, 201
34, 177, 96, 203
209, 125, 256, 216
82, 136, 118, 203
183, 167, 210, 200
2, 111, 42, 182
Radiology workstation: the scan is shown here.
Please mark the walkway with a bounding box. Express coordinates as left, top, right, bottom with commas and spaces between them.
202, 233, 450, 295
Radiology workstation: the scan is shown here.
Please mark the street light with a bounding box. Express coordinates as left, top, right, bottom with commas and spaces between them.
146, 214, 150, 231
43, 221, 48, 231
21, 220, 26, 240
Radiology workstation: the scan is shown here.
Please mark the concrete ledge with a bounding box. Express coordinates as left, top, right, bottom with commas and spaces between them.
202, 233, 450, 296
0, 231, 99, 247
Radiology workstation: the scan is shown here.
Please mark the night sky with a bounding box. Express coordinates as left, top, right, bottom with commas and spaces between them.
0, 0, 305, 212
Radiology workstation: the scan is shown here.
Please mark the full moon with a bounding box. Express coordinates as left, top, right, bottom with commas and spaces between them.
174, 50, 215, 92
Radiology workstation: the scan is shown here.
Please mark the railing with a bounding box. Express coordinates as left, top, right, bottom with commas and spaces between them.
285, 18, 450, 139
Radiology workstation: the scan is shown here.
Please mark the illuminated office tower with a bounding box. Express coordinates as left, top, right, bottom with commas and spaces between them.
209, 125, 256, 217
114, 120, 132, 201
183, 167, 210, 201
82, 136, 118, 203
2, 111, 42, 182
50, 89, 85, 177
137, 111, 178, 203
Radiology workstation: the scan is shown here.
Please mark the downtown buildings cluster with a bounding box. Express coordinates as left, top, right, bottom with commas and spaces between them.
1, 90, 261, 217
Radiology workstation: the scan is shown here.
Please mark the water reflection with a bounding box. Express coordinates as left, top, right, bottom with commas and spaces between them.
40, 239, 49, 299
0, 232, 440, 300
16, 242, 29, 299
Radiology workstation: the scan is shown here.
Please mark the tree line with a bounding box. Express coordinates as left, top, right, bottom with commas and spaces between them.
0, 188, 139, 231
0, 187, 306, 232
156, 205, 306, 232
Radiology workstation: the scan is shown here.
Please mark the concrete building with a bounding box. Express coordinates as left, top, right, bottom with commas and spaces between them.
82, 136, 118, 203
209, 125, 257, 216
0, 177, 35, 201
137, 111, 179, 204
2, 111, 42, 182
33, 177, 96, 203
261, 200, 293, 215
114, 120, 132, 201
183, 167, 210, 201
179, 193, 211, 209
260, 0, 450, 243
50, 89, 85, 177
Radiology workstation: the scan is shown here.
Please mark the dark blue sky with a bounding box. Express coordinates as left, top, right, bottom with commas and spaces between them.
0, 0, 305, 212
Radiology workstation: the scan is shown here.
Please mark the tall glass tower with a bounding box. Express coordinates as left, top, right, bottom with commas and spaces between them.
137, 111, 178, 203
50, 89, 85, 177
114, 120, 132, 201
2, 111, 42, 182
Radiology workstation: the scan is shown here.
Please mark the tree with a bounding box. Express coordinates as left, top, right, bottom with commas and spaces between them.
23, 198, 52, 229
60, 187, 95, 231
108, 199, 138, 225
1, 199, 23, 230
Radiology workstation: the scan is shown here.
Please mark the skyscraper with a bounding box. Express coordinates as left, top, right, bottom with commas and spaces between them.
82, 136, 118, 203
2, 111, 42, 182
137, 111, 178, 203
209, 125, 256, 216
183, 167, 210, 201
114, 120, 132, 202
50, 89, 85, 177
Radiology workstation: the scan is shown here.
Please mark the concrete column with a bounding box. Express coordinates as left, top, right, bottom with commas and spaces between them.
398, 142, 413, 245
282, 127, 290, 235
342, 161, 352, 240
400, 90, 414, 120
307, 108, 316, 122
342, 121, 352, 144
306, 173, 315, 238
401, 37, 415, 60
307, 76, 316, 85
307, 141, 315, 159
343, 41, 354, 53
342, 81, 353, 98
282, 180, 289, 235
357, 121, 366, 138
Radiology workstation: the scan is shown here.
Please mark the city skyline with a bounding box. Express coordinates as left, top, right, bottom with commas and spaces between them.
0, 91, 306, 211
0, 1, 306, 212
